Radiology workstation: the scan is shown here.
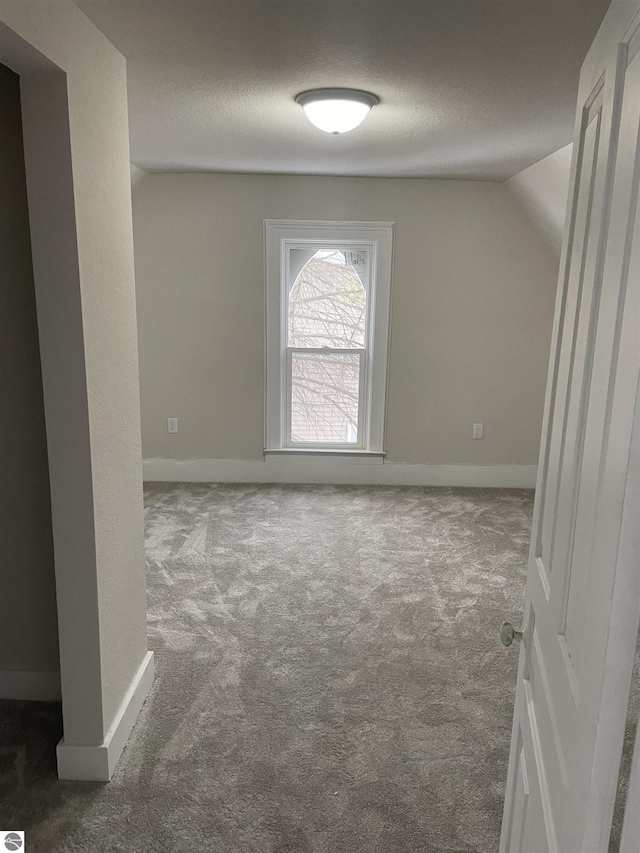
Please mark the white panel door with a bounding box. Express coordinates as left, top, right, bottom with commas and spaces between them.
500, 2, 640, 851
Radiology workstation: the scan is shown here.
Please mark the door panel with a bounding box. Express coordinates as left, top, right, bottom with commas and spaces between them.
501, 4, 640, 851
538, 88, 604, 580
527, 631, 567, 832
504, 728, 550, 853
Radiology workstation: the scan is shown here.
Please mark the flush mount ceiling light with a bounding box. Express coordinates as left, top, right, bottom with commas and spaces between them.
295, 88, 379, 134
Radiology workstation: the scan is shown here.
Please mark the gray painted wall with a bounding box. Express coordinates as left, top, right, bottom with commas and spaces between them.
0, 0, 149, 749
0, 63, 59, 676
133, 173, 559, 467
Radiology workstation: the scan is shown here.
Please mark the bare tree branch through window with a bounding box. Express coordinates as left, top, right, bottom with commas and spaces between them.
288, 250, 367, 443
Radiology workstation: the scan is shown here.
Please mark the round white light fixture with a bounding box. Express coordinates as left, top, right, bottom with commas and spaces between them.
295, 88, 379, 134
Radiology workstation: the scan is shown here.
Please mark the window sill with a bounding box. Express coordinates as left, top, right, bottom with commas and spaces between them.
264, 449, 385, 465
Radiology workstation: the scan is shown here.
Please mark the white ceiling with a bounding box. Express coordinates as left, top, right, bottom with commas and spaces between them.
75, 0, 610, 180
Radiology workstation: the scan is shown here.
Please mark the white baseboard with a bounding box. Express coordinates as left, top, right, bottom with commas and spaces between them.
143, 458, 537, 488
0, 670, 61, 701
57, 650, 154, 782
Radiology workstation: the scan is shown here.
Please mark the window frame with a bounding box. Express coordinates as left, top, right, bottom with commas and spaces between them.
264, 220, 394, 456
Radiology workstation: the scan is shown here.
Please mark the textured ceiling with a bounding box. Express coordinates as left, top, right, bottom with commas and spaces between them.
75, 0, 610, 180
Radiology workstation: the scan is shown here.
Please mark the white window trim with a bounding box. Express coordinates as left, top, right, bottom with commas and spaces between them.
264, 220, 394, 456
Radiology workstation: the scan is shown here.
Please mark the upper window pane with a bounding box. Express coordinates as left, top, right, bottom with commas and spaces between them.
288, 249, 367, 348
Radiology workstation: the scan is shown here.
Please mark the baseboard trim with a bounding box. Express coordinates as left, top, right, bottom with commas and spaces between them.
0, 670, 61, 701
56, 650, 154, 782
143, 458, 537, 488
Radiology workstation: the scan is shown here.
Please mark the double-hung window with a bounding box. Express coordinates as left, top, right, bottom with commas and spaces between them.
265, 221, 393, 455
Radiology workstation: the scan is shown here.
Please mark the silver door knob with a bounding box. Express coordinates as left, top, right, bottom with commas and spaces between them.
500, 621, 524, 647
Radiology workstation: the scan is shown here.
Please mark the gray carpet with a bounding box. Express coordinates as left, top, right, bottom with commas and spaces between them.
0, 484, 534, 853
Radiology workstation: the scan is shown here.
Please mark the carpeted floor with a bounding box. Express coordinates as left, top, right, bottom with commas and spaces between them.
0, 484, 534, 853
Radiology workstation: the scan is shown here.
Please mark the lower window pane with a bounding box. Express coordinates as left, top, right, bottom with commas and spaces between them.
290, 351, 360, 444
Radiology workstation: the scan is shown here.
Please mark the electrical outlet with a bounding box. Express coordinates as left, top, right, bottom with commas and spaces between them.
167, 417, 178, 434
473, 423, 484, 440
